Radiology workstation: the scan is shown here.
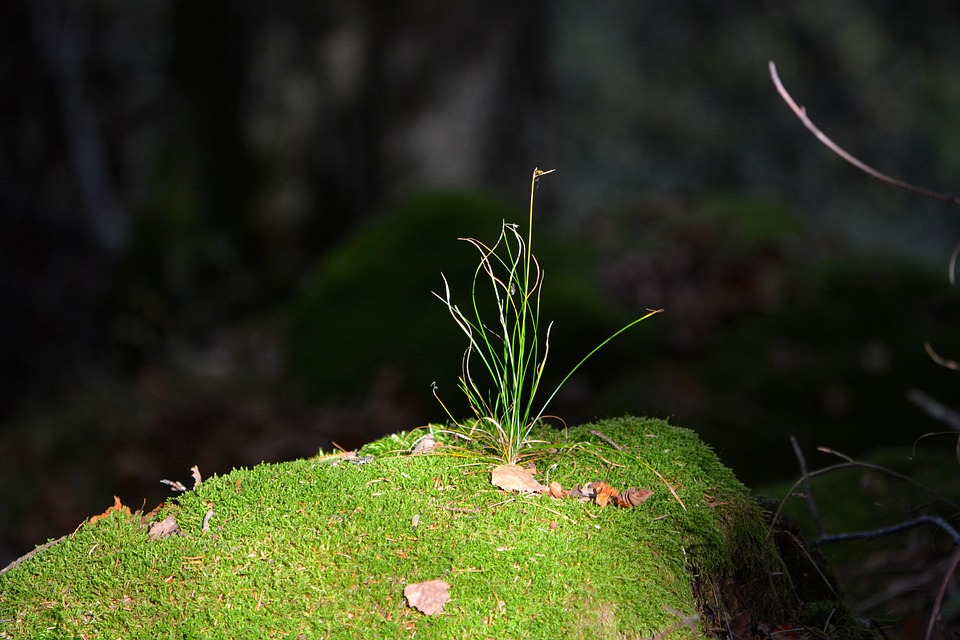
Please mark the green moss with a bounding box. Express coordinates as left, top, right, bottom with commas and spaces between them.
701, 191, 806, 246
0, 417, 861, 639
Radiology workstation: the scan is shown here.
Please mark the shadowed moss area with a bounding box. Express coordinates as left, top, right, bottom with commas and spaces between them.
0, 417, 866, 639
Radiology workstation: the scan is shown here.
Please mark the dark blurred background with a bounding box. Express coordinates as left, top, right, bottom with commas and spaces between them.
3, 1, 960, 573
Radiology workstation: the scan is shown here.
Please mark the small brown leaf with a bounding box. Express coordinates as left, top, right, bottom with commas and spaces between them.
89, 496, 131, 524
411, 434, 437, 455
594, 482, 619, 508
148, 514, 180, 541
201, 508, 214, 533
491, 464, 547, 494
404, 579, 450, 616
548, 481, 565, 499
569, 483, 593, 502
615, 487, 653, 508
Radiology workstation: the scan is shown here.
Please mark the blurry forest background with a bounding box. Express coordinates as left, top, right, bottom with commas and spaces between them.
3, 0, 960, 593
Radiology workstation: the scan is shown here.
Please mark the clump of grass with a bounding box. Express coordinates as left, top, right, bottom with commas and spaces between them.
433, 168, 661, 464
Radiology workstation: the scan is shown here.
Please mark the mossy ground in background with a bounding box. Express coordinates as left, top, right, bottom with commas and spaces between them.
0, 417, 859, 639
286, 189, 627, 414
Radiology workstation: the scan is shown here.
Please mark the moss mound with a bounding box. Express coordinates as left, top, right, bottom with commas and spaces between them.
0, 417, 865, 639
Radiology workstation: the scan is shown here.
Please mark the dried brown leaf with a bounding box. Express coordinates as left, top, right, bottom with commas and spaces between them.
594, 482, 619, 508
148, 514, 180, 541
412, 434, 438, 454
491, 464, 547, 494
548, 481, 565, 499
615, 487, 653, 508
89, 496, 131, 524
404, 579, 450, 616
569, 483, 594, 502
201, 508, 214, 532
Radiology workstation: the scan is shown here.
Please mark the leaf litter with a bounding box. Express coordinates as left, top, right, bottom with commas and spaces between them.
491, 464, 548, 493
404, 579, 451, 616
161, 465, 203, 493
491, 466, 652, 509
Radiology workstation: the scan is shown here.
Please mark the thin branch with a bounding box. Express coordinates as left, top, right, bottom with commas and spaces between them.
927, 549, 960, 640
949, 241, 960, 285
0, 534, 67, 577
30, 1, 130, 252
589, 429, 624, 451
768, 61, 960, 208
790, 435, 825, 539
908, 388, 960, 432
923, 342, 960, 372
811, 452, 960, 513
816, 515, 960, 547
777, 448, 960, 548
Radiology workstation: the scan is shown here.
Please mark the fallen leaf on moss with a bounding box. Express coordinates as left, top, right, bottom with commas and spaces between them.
89, 496, 131, 524
614, 487, 653, 508
411, 434, 437, 454
491, 464, 547, 494
201, 508, 214, 533
548, 481, 565, 499
593, 482, 619, 508
404, 579, 450, 616
148, 514, 180, 541
569, 483, 594, 502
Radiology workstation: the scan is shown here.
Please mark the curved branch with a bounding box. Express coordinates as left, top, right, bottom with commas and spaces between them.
768, 61, 960, 208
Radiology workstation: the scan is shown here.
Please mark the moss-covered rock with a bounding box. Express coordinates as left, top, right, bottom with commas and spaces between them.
0, 417, 868, 639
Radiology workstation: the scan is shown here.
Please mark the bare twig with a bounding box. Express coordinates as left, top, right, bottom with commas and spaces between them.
808, 454, 960, 514
30, 1, 130, 252
908, 388, 960, 432
927, 549, 960, 640
769, 61, 960, 208
816, 515, 959, 547
774, 447, 960, 548
773, 446, 960, 639
653, 606, 699, 640
589, 429, 624, 451
0, 535, 67, 577
949, 241, 960, 285
771, 57, 960, 640
923, 342, 960, 372
790, 435, 825, 539
644, 462, 686, 511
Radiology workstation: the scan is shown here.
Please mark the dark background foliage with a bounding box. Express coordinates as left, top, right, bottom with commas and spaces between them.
2, 3, 960, 612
